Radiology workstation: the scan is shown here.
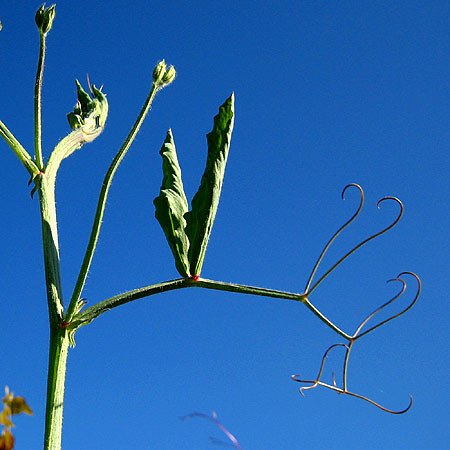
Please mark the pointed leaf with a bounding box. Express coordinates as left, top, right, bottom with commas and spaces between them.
154, 130, 191, 277
186, 94, 235, 276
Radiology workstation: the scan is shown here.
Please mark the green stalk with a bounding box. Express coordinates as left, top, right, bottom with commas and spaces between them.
0, 119, 39, 176
34, 31, 46, 169
38, 174, 67, 450
65, 81, 161, 323
74, 277, 307, 325
73, 277, 351, 340
38, 175, 64, 326
44, 330, 69, 450
196, 279, 351, 338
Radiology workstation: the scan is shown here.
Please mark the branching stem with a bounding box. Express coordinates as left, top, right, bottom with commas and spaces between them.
37, 174, 66, 450
65, 81, 160, 322
1, 5, 420, 445
73, 277, 351, 339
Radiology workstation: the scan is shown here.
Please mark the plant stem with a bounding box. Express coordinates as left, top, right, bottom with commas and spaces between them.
65, 81, 161, 322
74, 277, 306, 324
74, 277, 351, 339
0, 119, 39, 176
34, 31, 46, 169
75, 278, 307, 325
38, 173, 67, 450
44, 330, 69, 450
38, 175, 64, 327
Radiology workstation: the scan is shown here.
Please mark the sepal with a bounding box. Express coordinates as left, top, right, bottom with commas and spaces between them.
67, 80, 108, 133
35, 3, 56, 35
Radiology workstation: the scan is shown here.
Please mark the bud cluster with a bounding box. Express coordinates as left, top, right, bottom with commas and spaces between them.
67, 80, 108, 132
152, 60, 176, 89
35, 3, 56, 35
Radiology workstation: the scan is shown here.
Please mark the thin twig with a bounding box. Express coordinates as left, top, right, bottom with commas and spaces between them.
304, 183, 364, 293
307, 195, 404, 296
292, 272, 420, 413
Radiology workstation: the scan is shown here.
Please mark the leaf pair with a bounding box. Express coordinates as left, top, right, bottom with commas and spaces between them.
154, 94, 234, 278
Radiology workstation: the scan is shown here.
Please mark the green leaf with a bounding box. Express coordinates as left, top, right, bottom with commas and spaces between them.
185, 93, 235, 276
153, 130, 190, 277
154, 94, 235, 278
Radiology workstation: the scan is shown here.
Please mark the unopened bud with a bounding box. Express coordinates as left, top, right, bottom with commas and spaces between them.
35, 3, 56, 35
67, 111, 83, 130
67, 80, 108, 131
153, 60, 166, 84
161, 65, 176, 86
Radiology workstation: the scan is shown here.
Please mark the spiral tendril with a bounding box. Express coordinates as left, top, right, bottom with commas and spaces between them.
292, 272, 420, 414
304, 185, 404, 296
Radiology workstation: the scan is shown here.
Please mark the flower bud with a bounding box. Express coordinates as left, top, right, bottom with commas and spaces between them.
35, 3, 56, 35
67, 80, 108, 131
90, 85, 108, 128
67, 111, 83, 130
152, 60, 166, 84
161, 65, 176, 86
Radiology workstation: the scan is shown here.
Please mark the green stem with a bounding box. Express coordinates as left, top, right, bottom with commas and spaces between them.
35, 31, 46, 169
65, 81, 160, 322
74, 277, 306, 324
190, 279, 351, 339
38, 175, 64, 327
74, 277, 351, 339
45, 126, 105, 179
74, 278, 189, 324
0, 119, 39, 176
38, 174, 67, 450
44, 330, 69, 450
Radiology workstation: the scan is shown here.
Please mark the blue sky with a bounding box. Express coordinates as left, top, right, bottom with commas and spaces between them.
1, 1, 448, 449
